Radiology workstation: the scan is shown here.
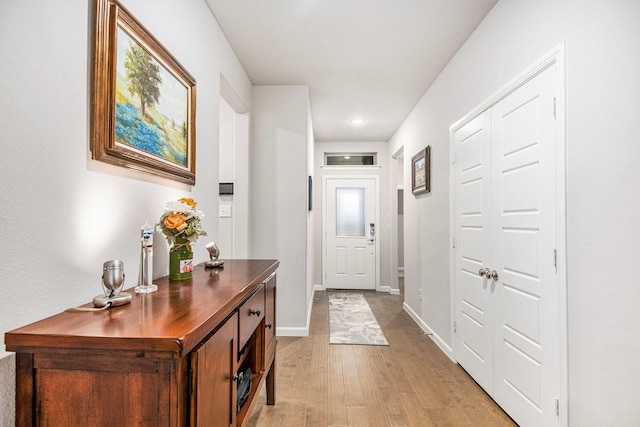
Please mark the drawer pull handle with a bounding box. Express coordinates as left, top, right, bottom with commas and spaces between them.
249, 308, 261, 316
266, 322, 273, 329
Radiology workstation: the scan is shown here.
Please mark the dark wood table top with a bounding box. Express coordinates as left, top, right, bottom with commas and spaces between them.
5, 259, 279, 358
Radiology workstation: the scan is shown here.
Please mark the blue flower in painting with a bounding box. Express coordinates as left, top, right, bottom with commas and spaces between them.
115, 102, 163, 157
131, 122, 163, 157
114, 102, 138, 143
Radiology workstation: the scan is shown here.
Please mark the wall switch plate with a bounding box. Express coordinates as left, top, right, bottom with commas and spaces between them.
219, 205, 232, 218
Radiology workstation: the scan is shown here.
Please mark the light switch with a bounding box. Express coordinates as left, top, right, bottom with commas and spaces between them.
219, 205, 232, 218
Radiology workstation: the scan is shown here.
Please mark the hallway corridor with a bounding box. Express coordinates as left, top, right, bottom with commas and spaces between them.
247, 291, 516, 426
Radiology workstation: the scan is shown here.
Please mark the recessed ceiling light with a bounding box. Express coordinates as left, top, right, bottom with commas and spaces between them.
351, 118, 365, 125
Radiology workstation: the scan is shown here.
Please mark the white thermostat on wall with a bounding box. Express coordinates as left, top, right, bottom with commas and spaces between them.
219, 182, 234, 195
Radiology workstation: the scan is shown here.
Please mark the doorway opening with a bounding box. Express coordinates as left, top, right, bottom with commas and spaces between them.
392, 147, 405, 296
218, 75, 249, 259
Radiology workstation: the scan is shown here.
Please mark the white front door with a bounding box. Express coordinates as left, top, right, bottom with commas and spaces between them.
454, 63, 561, 427
323, 177, 377, 290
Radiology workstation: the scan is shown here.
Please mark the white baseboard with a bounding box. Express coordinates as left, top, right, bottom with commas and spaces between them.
276, 326, 309, 337
403, 302, 454, 362
316, 284, 399, 295
306, 286, 315, 333
378, 285, 400, 295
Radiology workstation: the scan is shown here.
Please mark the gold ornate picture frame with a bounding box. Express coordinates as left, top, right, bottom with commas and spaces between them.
91, 0, 197, 184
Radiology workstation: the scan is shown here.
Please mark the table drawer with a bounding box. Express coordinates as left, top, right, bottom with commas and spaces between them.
238, 285, 265, 350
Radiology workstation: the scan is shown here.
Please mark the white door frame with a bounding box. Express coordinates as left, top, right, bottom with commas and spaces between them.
322, 174, 381, 291
449, 43, 567, 426
390, 147, 404, 295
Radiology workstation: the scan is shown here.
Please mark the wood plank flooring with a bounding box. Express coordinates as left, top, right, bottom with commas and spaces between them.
246, 290, 517, 427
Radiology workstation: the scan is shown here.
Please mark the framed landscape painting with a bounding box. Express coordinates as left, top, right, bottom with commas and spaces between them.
91, 0, 196, 184
411, 146, 430, 195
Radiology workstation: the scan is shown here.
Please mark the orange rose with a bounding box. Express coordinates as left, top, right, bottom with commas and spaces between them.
179, 197, 197, 207
164, 213, 187, 230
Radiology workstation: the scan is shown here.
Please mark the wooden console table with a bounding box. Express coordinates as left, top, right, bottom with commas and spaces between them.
5, 259, 279, 427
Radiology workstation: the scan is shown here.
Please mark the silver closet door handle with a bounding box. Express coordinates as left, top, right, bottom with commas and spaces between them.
490, 270, 499, 281
478, 268, 490, 277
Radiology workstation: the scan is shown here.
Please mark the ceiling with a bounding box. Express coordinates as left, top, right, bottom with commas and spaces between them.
205, 0, 498, 142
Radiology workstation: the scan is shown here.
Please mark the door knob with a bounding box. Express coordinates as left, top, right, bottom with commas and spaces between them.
478, 268, 490, 277
489, 270, 499, 281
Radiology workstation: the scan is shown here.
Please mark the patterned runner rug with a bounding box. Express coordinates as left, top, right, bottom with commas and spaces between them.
328, 293, 389, 345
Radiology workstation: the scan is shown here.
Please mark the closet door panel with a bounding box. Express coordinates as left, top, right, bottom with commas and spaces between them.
454, 110, 493, 392
491, 64, 559, 426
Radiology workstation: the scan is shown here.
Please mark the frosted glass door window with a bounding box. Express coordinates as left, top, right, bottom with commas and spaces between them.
336, 187, 365, 237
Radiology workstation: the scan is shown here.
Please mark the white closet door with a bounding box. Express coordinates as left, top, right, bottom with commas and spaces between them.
454, 63, 560, 427
491, 64, 559, 426
454, 110, 493, 392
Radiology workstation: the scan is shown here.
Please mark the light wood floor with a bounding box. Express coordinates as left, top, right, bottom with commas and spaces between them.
246, 290, 517, 427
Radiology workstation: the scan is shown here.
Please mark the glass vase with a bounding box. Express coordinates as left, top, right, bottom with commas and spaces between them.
169, 243, 194, 280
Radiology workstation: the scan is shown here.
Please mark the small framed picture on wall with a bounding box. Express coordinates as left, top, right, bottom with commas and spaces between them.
411, 146, 430, 195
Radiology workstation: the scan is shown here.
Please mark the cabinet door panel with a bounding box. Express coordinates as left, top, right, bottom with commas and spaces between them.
29, 354, 173, 426
37, 368, 165, 426
191, 313, 237, 427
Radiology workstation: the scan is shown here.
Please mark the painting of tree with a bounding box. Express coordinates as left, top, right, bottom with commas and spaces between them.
124, 44, 162, 118
113, 27, 189, 167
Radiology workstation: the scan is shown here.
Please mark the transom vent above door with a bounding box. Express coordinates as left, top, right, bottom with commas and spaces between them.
325, 153, 376, 166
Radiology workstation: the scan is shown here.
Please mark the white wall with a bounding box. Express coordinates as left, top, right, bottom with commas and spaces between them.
313, 142, 394, 292
249, 85, 313, 335
0, 1, 252, 425
389, 0, 640, 425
